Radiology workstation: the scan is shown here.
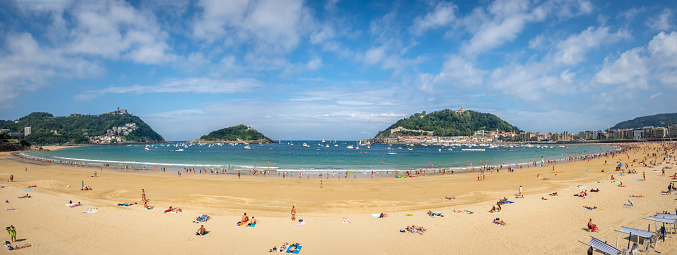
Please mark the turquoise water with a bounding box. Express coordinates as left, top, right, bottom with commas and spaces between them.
23, 141, 614, 173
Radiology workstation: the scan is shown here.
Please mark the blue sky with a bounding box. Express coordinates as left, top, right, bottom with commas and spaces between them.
0, 0, 676, 140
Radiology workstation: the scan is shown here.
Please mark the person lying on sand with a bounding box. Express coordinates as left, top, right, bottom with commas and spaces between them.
549, 192, 558, 196
590, 188, 600, 192
541, 196, 548, 200
379, 213, 387, 218
662, 190, 672, 194
84, 186, 92, 190
493, 218, 505, 225
442, 196, 455, 200
409, 225, 427, 234
18, 194, 30, 198
630, 195, 644, 198
196, 225, 209, 235
584, 206, 597, 210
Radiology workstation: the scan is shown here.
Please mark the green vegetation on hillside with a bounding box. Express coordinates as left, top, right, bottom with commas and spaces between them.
375, 109, 521, 138
0, 111, 164, 145
199, 124, 270, 142
611, 113, 677, 130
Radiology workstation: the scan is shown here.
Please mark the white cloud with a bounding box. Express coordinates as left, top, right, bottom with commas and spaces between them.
65, 0, 174, 64
76, 77, 262, 100
648, 31, 677, 67
414, 55, 485, 93
364, 46, 386, 65
646, 8, 674, 31
594, 48, 648, 88
460, 0, 596, 56
649, 92, 662, 100
193, 0, 309, 56
410, 1, 457, 36
306, 56, 323, 70
617, 7, 643, 21
0, 32, 102, 102
554, 26, 630, 65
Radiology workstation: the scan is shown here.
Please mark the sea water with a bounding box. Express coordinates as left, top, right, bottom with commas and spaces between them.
23, 141, 615, 173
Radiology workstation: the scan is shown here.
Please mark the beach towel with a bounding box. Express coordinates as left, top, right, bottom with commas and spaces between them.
195, 232, 209, 237
453, 209, 462, 213
117, 203, 134, 206
635, 179, 644, 181
624, 206, 635, 209
463, 210, 473, 214
430, 212, 444, 217
371, 214, 380, 217
24, 190, 33, 192
286, 244, 302, 254
5, 208, 14, 211
84, 208, 98, 214
247, 223, 256, 227
195, 215, 211, 222
505, 201, 514, 204
296, 221, 306, 225
405, 214, 413, 216
612, 181, 620, 183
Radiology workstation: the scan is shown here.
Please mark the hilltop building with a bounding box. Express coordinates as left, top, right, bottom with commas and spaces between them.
455, 105, 465, 115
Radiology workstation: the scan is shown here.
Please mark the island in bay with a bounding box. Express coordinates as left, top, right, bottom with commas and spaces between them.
189, 124, 274, 144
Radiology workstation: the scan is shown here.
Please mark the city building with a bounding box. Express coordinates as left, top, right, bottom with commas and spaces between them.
24, 127, 31, 136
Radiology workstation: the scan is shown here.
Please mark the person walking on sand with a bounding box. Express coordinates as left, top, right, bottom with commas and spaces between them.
519, 185, 523, 197
643, 171, 646, 181
142, 189, 146, 202
320, 180, 323, 188
81, 180, 84, 190
291, 206, 296, 221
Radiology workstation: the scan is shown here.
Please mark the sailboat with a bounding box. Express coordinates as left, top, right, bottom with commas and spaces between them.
244, 145, 251, 150
322, 138, 326, 143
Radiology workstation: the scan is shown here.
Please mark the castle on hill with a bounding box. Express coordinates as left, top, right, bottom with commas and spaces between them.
455, 105, 465, 114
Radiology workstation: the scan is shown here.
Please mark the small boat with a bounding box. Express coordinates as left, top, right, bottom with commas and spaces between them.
407, 147, 413, 151
244, 145, 251, 150
346, 145, 354, 149
302, 143, 309, 147
322, 138, 326, 143
326, 144, 329, 148
176, 149, 184, 152
387, 151, 397, 155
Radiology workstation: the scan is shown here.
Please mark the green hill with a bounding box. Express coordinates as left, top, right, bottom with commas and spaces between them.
374, 109, 521, 138
611, 113, 677, 130
0, 110, 164, 145
194, 124, 273, 143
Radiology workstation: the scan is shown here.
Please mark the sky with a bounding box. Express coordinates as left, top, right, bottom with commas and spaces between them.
0, 0, 676, 141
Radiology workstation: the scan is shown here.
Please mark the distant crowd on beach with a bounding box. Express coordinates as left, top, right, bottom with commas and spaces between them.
10, 143, 636, 180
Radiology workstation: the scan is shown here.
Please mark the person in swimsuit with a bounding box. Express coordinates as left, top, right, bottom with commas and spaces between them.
196, 225, 208, 235
291, 205, 296, 221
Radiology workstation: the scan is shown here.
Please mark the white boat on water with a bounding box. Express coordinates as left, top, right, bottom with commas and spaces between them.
244, 145, 251, 149
407, 147, 413, 151
176, 149, 184, 151
387, 151, 397, 155
326, 144, 329, 148
322, 138, 326, 143
302, 143, 309, 147
346, 145, 354, 149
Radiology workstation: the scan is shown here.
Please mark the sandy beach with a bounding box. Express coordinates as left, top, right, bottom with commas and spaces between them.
1, 142, 676, 254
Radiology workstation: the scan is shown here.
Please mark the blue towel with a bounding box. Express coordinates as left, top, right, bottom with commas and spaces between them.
286, 245, 302, 254
505, 201, 514, 204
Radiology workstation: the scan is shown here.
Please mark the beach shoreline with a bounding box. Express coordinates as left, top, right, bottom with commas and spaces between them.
0, 142, 675, 254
